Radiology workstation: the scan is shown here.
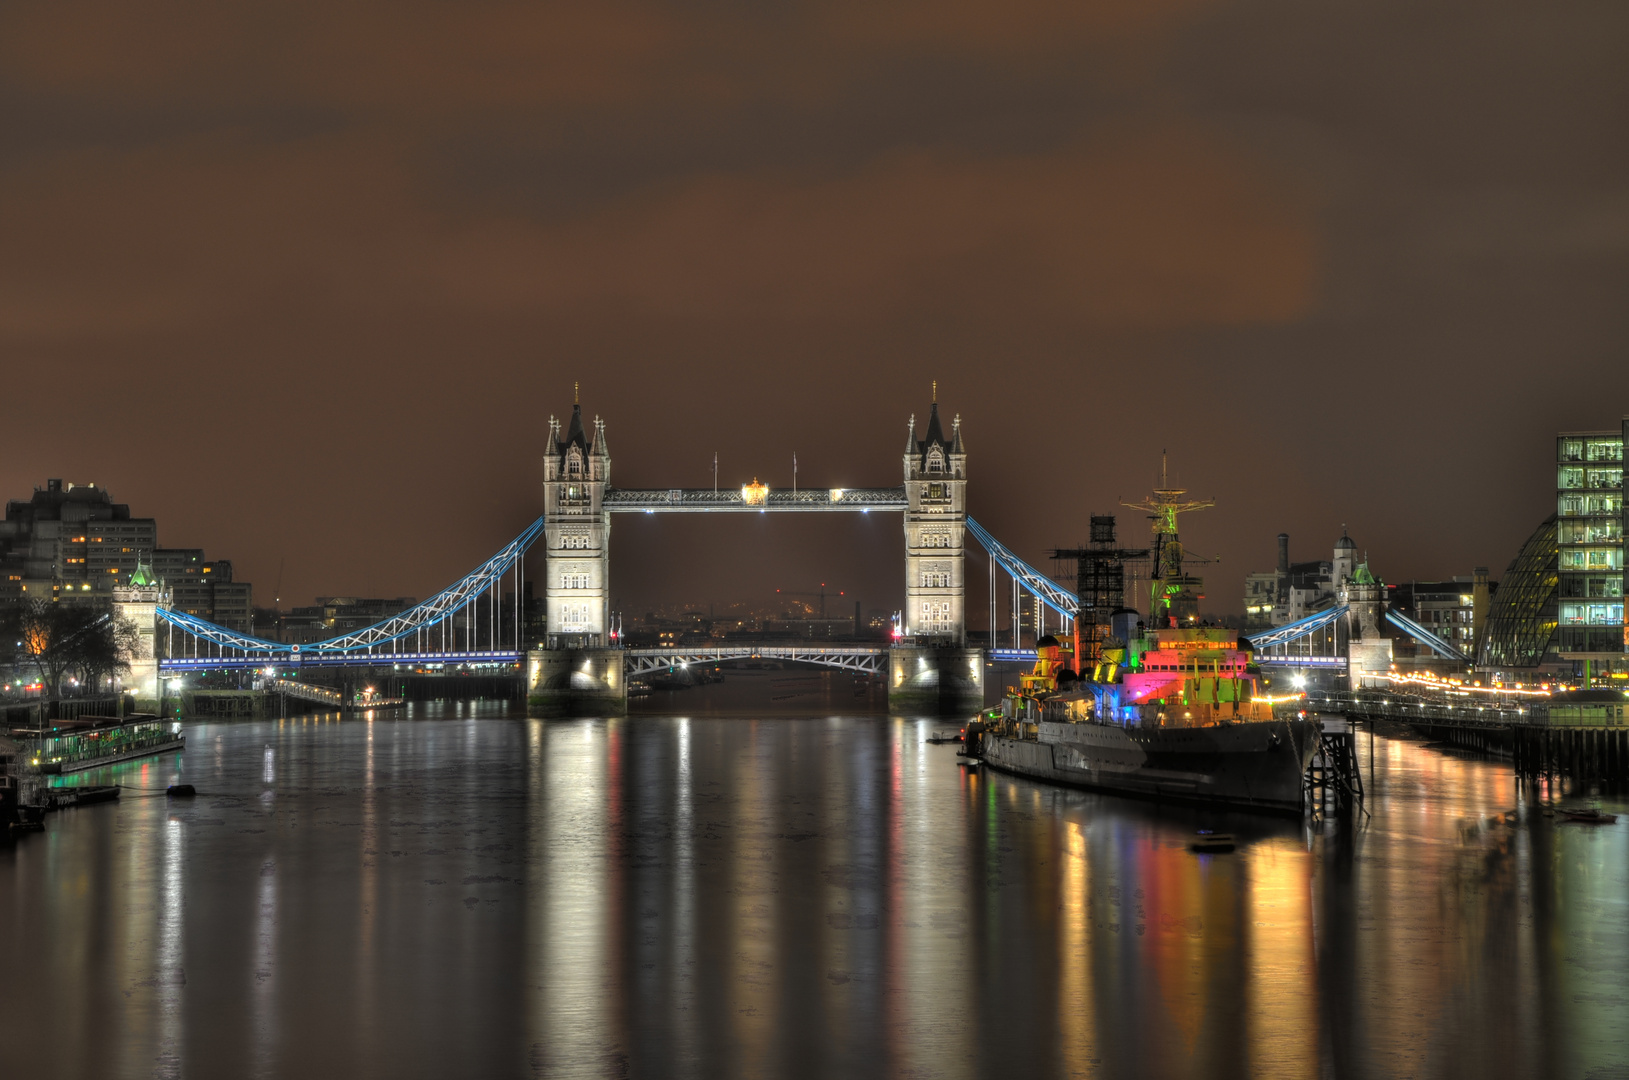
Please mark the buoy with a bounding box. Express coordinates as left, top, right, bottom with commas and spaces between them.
167, 784, 197, 797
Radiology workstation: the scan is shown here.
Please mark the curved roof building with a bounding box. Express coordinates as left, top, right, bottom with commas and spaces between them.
1477, 514, 1559, 672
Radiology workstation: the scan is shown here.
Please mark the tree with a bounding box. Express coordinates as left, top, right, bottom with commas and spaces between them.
3, 601, 137, 698
75, 614, 140, 694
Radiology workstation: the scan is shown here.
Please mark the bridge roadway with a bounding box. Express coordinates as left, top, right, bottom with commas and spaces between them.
162, 645, 1345, 675
624, 644, 886, 676
158, 645, 890, 676
159, 651, 525, 672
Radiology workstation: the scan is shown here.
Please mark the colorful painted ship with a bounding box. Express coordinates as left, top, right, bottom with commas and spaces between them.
965, 468, 1319, 815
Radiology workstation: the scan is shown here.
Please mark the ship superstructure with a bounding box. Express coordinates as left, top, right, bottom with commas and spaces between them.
966, 468, 1318, 814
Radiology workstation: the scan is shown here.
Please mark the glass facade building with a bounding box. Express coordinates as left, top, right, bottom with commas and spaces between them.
1555, 421, 1627, 669
1478, 515, 1558, 672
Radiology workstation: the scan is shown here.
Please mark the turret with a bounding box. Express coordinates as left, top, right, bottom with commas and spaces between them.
1333, 529, 1357, 585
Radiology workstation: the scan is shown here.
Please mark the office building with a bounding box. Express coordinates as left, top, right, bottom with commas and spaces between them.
0, 480, 157, 605
1555, 424, 1626, 669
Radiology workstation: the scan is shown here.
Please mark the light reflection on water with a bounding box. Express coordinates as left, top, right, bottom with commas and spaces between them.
1, 705, 1626, 1079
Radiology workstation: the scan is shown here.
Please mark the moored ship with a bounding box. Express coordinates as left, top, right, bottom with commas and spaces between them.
964, 466, 1318, 815
968, 630, 1318, 814
20, 714, 184, 774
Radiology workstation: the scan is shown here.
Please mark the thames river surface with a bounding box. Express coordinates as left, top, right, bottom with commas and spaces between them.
3, 703, 1627, 1080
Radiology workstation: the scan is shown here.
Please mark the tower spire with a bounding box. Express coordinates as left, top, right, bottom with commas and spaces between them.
574, 380, 579, 405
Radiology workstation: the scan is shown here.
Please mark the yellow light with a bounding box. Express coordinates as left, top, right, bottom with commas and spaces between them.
742, 478, 769, 506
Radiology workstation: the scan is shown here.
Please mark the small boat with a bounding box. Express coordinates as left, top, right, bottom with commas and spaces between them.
47, 785, 120, 809
925, 732, 962, 744
1560, 807, 1618, 824
1190, 831, 1236, 853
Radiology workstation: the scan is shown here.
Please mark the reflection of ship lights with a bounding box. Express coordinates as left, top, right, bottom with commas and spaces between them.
742, 478, 769, 506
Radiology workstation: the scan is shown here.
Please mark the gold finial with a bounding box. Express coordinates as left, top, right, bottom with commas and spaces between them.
932, 379, 937, 403
574, 381, 579, 405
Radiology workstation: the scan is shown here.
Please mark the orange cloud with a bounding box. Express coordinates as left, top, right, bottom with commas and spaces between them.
0, 125, 1314, 338
0, 0, 1214, 114
822, 0, 1217, 54
0, 1, 682, 109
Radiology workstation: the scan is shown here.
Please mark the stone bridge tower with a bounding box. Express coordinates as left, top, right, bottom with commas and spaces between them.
111, 556, 165, 711
542, 402, 612, 645
902, 399, 967, 642
890, 394, 983, 713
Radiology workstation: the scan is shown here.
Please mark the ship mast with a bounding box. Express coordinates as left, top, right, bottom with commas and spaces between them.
1121, 452, 1214, 626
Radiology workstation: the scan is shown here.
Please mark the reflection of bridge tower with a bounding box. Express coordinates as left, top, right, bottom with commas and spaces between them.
542, 402, 611, 645
901, 399, 966, 642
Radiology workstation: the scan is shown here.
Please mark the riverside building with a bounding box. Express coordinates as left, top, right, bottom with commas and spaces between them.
1481, 419, 1628, 682
1555, 423, 1626, 672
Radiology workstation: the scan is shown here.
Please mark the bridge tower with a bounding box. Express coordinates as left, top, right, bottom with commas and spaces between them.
901, 400, 967, 642
529, 398, 625, 715
111, 556, 165, 711
890, 394, 983, 713
542, 403, 612, 645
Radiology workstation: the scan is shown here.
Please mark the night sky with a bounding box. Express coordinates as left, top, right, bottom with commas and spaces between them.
3, 0, 1626, 621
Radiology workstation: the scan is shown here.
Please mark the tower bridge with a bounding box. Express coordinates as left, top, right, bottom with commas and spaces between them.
529, 393, 977, 712
126, 391, 1077, 715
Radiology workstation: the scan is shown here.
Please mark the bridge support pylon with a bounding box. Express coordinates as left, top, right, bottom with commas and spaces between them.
526, 647, 627, 717
888, 645, 985, 715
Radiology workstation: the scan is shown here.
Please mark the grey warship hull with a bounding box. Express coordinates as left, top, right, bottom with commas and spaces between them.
978, 718, 1319, 815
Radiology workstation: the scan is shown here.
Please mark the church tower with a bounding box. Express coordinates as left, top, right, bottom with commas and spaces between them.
901, 395, 966, 642
542, 400, 612, 644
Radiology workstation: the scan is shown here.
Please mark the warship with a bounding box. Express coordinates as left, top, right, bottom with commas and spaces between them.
965, 466, 1318, 815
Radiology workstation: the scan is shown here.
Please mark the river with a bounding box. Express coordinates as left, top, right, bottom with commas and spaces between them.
2, 705, 1625, 1079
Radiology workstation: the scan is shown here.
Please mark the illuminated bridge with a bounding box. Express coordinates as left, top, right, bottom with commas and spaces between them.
128, 391, 1101, 714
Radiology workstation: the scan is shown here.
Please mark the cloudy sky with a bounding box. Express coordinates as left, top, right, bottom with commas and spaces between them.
2, 0, 1625, 618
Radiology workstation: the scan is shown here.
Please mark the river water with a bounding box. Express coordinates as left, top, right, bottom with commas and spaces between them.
2, 705, 1626, 1080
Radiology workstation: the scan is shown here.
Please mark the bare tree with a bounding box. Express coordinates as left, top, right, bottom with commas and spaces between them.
76, 615, 140, 694
3, 602, 135, 698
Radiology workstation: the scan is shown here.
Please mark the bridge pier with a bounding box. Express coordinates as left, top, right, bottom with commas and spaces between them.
526, 647, 627, 717
887, 645, 985, 715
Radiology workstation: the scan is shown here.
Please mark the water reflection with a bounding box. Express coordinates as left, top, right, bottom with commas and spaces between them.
0, 706, 1625, 1079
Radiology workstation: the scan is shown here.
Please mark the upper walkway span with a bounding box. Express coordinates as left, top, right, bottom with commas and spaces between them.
604, 488, 906, 513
